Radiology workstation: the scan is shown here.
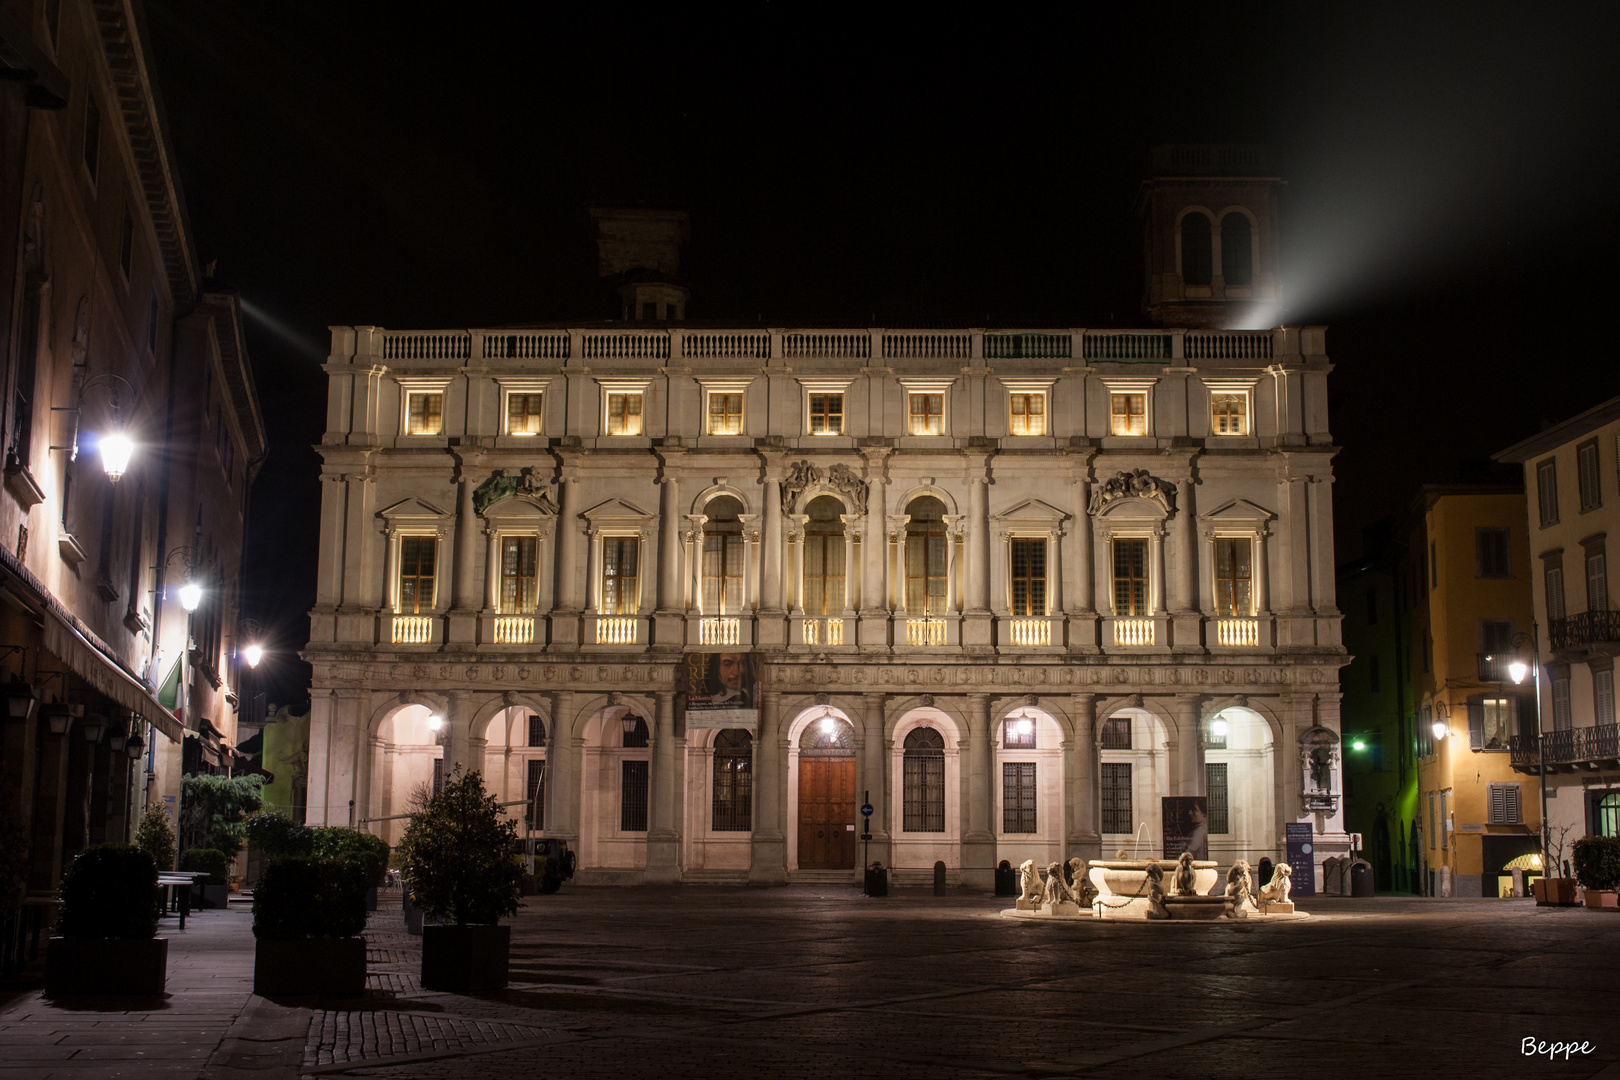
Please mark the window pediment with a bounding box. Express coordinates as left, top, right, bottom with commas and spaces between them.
581, 498, 655, 533
1088, 469, 1177, 518
379, 497, 450, 530
993, 498, 1069, 534
474, 468, 558, 517
1199, 498, 1276, 535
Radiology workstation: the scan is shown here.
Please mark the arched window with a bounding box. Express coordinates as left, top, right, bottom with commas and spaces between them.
902, 727, 945, 832
803, 495, 846, 616
1220, 212, 1252, 286
799, 715, 855, 750
702, 496, 744, 615
1599, 792, 1620, 838
905, 496, 948, 616
712, 729, 752, 832
621, 714, 649, 748
1181, 213, 1212, 286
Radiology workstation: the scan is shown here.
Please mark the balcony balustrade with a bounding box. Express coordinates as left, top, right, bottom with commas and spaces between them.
700, 616, 741, 646
595, 616, 638, 645
1215, 617, 1260, 647
1476, 652, 1516, 683
906, 617, 947, 647
1008, 618, 1051, 647
1510, 723, 1620, 771
391, 615, 433, 644
1549, 610, 1620, 651
493, 615, 535, 645
802, 618, 845, 646
1113, 617, 1155, 647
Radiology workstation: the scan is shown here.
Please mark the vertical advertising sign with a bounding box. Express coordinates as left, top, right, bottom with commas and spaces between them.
1285, 822, 1316, 896
1162, 796, 1210, 860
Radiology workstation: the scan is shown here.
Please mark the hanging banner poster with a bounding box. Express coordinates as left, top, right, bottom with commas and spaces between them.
682, 652, 759, 730
1162, 796, 1210, 860
1285, 822, 1316, 896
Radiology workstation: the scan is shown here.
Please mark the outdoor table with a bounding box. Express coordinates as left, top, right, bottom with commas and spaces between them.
157, 872, 207, 930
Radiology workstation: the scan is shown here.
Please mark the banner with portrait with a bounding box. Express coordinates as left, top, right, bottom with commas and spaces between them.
1162, 796, 1210, 860
682, 652, 759, 730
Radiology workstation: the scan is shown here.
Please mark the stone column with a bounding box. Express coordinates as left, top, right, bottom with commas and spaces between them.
859, 449, 891, 646
452, 466, 478, 612
1047, 529, 1063, 616
966, 477, 990, 611
656, 471, 682, 611
1173, 694, 1204, 796
1069, 475, 1093, 612
646, 691, 681, 882
841, 518, 858, 616
1173, 476, 1198, 613
1068, 693, 1099, 862
761, 474, 783, 611
961, 694, 995, 889
484, 527, 500, 612
536, 524, 555, 615
1254, 527, 1271, 614
749, 690, 787, 883
861, 693, 891, 869
1150, 527, 1168, 615
552, 474, 583, 647
548, 691, 578, 842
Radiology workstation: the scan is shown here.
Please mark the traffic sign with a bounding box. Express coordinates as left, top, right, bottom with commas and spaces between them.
861, 802, 873, 817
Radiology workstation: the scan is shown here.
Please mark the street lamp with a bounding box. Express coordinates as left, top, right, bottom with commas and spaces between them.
178, 580, 202, 613
51, 372, 137, 482
1506, 627, 1550, 875
1430, 701, 1450, 742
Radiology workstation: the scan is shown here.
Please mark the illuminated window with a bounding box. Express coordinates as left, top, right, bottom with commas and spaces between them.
500, 536, 538, 614
405, 391, 443, 435
1008, 392, 1045, 436
712, 729, 753, 832
909, 393, 944, 436
601, 536, 639, 615
1003, 718, 1037, 749
1110, 392, 1147, 436
397, 536, 437, 614
506, 393, 543, 435
902, 727, 945, 832
803, 496, 846, 616
1112, 537, 1148, 615
1009, 538, 1046, 617
606, 393, 643, 436
904, 497, 947, 616
1211, 392, 1247, 435
707, 393, 743, 435
808, 393, 843, 435
702, 497, 744, 615
1213, 538, 1252, 616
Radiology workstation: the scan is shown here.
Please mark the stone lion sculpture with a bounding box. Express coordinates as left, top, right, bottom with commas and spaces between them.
1144, 860, 1170, 920
1258, 862, 1293, 909
1042, 862, 1073, 906
1172, 851, 1198, 896
1224, 860, 1253, 918
1068, 857, 1098, 907
1017, 859, 1044, 906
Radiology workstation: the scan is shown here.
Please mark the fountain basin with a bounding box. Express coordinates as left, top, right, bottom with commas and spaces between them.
1088, 860, 1219, 898
1161, 895, 1231, 920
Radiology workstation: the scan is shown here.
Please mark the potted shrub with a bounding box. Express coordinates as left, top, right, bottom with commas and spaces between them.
312, 827, 390, 910
1533, 825, 1581, 906
1572, 835, 1620, 910
178, 848, 231, 910
251, 856, 368, 996
46, 844, 165, 996
396, 768, 523, 991
134, 802, 176, 872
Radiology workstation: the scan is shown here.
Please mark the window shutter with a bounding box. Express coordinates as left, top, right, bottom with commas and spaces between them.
1467, 699, 1484, 751
1506, 783, 1521, 824
1488, 783, 1505, 824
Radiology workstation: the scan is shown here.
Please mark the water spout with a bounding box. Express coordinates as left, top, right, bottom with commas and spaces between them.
1132, 822, 1151, 861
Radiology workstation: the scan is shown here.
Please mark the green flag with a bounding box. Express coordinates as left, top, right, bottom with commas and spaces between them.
155, 656, 182, 715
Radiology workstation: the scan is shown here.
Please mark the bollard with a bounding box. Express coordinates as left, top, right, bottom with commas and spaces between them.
933, 861, 947, 896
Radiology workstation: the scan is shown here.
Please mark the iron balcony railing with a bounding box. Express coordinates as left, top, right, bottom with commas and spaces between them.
1549, 610, 1620, 651
1476, 652, 1515, 683
1510, 723, 1620, 769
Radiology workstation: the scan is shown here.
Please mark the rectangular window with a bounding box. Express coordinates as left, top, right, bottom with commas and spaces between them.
397, 537, 437, 614
707, 392, 743, 436
83, 94, 100, 180
506, 393, 543, 435
1468, 696, 1511, 750
1110, 392, 1147, 436
1546, 563, 1566, 621
1001, 761, 1037, 834
803, 522, 845, 616
1008, 392, 1046, 436
702, 529, 744, 615
902, 750, 945, 833
1100, 716, 1132, 749
1213, 537, 1252, 616
1598, 669, 1616, 726
525, 759, 545, 827
601, 537, 639, 616
808, 393, 843, 435
904, 521, 948, 617
1538, 458, 1559, 526
606, 392, 643, 436
1579, 440, 1602, 512
1100, 762, 1132, 833
500, 536, 539, 614
1003, 719, 1037, 750
1211, 392, 1247, 435
119, 205, 134, 278
1369, 656, 1381, 694
405, 391, 443, 435
908, 393, 944, 436
1553, 676, 1572, 731
620, 760, 649, 832
1488, 782, 1522, 825
1481, 619, 1513, 657
528, 712, 546, 747
1475, 528, 1510, 578
1009, 538, 1047, 617
1587, 550, 1608, 611
1206, 762, 1229, 834
712, 740, 752, 832
1112, 537, 1148, 616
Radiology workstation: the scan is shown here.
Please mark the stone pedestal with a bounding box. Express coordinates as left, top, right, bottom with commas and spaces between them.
1260, 899, 1295, 914
1015, 897, 1041, 911
1042, 900, 1080, 916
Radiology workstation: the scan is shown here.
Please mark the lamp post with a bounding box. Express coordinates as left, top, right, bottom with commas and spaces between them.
1505, 626, 1550, 877
50, 372, 137, 482
238, 618, 265, 727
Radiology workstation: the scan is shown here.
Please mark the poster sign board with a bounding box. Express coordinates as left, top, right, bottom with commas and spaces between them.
1162, 796, 1209, 860
1285, 822, 1316, 896
682, 652, 759, 730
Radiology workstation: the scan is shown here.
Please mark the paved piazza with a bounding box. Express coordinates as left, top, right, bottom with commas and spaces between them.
2, 889, 1617, 1080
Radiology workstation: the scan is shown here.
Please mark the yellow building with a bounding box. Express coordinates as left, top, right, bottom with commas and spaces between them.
1410, 485, 1541, 897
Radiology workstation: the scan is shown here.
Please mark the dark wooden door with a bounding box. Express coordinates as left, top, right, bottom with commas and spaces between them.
798, 754, 857, 869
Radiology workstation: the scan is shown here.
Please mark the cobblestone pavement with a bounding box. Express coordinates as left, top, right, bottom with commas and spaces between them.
5, 890, 1619, 1080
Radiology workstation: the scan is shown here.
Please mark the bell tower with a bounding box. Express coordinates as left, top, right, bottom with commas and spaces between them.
1137, 145, 1282, 329
589, 207, 690, 321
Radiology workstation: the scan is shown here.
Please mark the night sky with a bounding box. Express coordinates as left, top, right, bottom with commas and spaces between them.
139, 4, 1620, 705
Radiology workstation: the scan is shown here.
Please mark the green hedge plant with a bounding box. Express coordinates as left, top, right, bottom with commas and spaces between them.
242, 811, 313, 858
1572, 835, 1620, 892
396, 768, 522, 925
252, 857, 368, 940
178, 847, 231, 887
311, 828, 390, 889
56, 845, 158, 940
134, 803, 176, 873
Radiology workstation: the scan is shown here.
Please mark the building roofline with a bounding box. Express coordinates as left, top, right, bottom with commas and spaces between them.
1494, 395, 1620, 464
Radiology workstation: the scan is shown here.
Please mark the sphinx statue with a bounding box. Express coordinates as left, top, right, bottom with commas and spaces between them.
1258, 862, 1295, 913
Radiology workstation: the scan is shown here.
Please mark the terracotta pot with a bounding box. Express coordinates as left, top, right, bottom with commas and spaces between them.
254, 937, 367, 996
1582, 889, 1619, 910
46, 937, 167, 997
421, 924, 509, 992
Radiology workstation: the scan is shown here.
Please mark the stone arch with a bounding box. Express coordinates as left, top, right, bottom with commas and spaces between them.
883, 694, 968, 743
466, 692, 555, 745
892, 484, 959, 518
366, 691, 450, 742
565, 693, 657, 744
1200, 695, 1285, 748
1098, 695, 1178, 741
993, 696, 1076, 742
689, 482, 751, 517
790, 484, 851, 517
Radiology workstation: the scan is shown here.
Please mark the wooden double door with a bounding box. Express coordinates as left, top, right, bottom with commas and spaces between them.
798, 752, 857, 869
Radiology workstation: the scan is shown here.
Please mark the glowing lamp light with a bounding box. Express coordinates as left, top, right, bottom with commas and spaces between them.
1212, 716, 1230, 738
821, 714, 837, 735
1351, 739, 1367, 751
1508, 659, 1529, 685
1432, 721, 1448, 741
99, 431, 134, 482
178, 581, 202, 613
428, 713, 444, 732
1016, 717, 1033, 737
244, 644, 264, 669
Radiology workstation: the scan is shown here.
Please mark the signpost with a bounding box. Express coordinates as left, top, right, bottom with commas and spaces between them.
860, 791, 875, 895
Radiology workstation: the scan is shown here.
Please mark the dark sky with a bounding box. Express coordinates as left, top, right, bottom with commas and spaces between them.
140, 4, 1620, 705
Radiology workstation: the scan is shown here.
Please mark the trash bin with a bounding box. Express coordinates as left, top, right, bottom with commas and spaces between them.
864, 863, 888, 897
994, 860, 1017, 897
1256, 857, 1274, 890
1350, 860, 1375, 898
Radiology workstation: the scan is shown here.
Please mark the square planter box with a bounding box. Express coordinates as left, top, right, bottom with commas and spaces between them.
1535, 878, 1581, 906
254, 937, 367, 997
191, 884, 230, 910
46, 937, 167, 997
1583, 889, 1619, 910
421, 924, 509, 992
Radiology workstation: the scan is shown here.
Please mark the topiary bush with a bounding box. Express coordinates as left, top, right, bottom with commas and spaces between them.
242, 811, 313, 858
396, 768, 522, 925
134, 802, 176, 873
178, 847, 231, 887
55, 845, 158, 940
1572, 835, 1620, 891
251, 856, 368, 940
310, 828, 390, 889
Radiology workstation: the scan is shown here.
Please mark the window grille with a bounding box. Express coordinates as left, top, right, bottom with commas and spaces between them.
527, 712, 546, 747
1009, 538, 1046, 617
620, 760, 649, 831
525, 759, 545, 827
1100, 762, 1132, 833
1537, 459, 1558, 526
1100, 717, 1132, 749
501, 537, 538, 614
398, 537, 437, 614
1213, 537, 1252, 615
432, 756, 444, 797
902, 727, 945, 832
1579, 440, 1601, 511
1113, 538, 1148, 616
1475, 528, 1510, 578
1002, 761, 1037, 834
711, 729, 752, 832
1206, 762, 1229, 834
808, 393, 843, 434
